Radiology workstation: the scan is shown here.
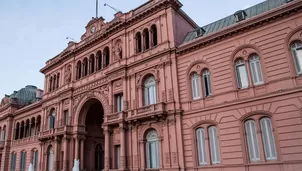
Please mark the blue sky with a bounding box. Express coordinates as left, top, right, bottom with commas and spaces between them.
0, 0, 264, 97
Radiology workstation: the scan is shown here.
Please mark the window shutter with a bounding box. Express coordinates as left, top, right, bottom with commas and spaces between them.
146, 142, 150, 168
209, 126, 220, 164
153, 85, 157, 104
296, 49, 302, 73
250, 61, 258, 84
207, 74, 212, 96
236, 66, 242, 88
245, 120, 260, 161
144, 87, 149, 105
196, 128, 207, 165
192, 78, 196, 99
255, 60, 263, 83
260, 118, 277, 160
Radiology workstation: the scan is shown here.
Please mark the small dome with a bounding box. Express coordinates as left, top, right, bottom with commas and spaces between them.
3, 85, 40, 107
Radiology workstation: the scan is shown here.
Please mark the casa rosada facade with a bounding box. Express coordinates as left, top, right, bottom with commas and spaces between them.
1, 0, 302, 171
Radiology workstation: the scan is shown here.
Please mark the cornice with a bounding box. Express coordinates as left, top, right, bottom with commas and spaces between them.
40, 0, 182, 74
13, 101, 42, 115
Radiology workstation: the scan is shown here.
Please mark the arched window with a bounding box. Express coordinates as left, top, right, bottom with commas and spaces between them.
95, 144, 104, 170
32, 150, 38, 171
196, 126, 220, 166
104, 47, 110, 67
20, 151, 27, 171
90, 54, 95, 73
145, 129, 160, 168
97, 51, 102, 70
291, 41, 302, 74
76, 61, 82, 80
48, 146, 54, 171
53, 75, 57, 90
260, 117, 277, 160
202, 70, 212, 97
56, 73, 60, 89
83, 58, 88, 76
143, 29, 150, 50
191, 73, 201, 100
49, 77, 53, 92
245, 120, 260, 161
136, 32, 142, 53
235, 59, 249, 88
10, 152, 17, 171
144, 76, 156, 105
1, 126, 6, 141
151, 25, 158, 47
49, 109, 55, 129
15, 123, 20, 140
249, 55, 263, 85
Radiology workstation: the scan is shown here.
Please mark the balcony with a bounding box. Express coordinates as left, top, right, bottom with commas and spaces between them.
127, 102, 167, 122
39, 126, 73, 140
12, 136, 38, 146
106, 111, 127, 124
0, 141, 4, 148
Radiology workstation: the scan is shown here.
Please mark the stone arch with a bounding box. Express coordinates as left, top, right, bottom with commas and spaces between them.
139, 123, 163, 140
137, 69, 159, 86
230, 44, 262, 62
239, 110, 273, 122
186, 59, 211, 77
74, 90, 110, 126
190, 120, 219, 130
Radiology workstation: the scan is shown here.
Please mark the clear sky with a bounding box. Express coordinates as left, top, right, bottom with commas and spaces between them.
0, 0, 264, 97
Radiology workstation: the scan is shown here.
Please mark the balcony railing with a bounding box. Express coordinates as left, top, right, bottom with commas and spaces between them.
39, 126, 73, 139
12, 136, 38, 146
127, 102, 167, 122
0, 140, 5, 148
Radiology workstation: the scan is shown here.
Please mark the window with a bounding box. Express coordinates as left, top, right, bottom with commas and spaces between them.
136, 32, 142, 53
260, 118, 277, 160
235, 59, 249, 88
196, 126, 220, 166
116, 94, 123, 112
1, 128, 6, 141
64, 110, 69, 126
49, 109, 55, 129
191, 73, 201, 100
202, 70, 212, 97
245, 117, 277, 162
95, 144, 104, 170
249, 55, 263, 85
144, 76, 156, 105
20, 151, 27, 171
76, 61, 82, 80
245, 120, 260, 161
104, 47, 110, 67
83, 58, 88, 76
10, 153, 16, 171
116, 145, 121, 169
146, 129, 160, 168
32, 151, 38, 171
97, 51, 102, 70
151, 25, 158, 47
56, 73, 60, 89
291, 42, 302, 74
143, 29, 150, 50
49, 77, 53, 92
90, 54, 95, 73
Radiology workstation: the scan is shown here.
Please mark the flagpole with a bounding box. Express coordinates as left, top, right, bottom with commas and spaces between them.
96, 0, 98, 18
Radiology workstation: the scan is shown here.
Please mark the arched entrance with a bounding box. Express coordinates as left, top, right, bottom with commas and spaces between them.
79, 98, 105, 171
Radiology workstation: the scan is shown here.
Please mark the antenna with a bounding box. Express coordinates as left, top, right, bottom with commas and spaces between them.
96, 0, 98, 18
104, 3, 121, 13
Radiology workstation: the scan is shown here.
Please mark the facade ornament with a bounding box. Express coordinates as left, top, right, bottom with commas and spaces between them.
114, 44, 123, 60
65, 65, 72, 84
0, 96, 9, 107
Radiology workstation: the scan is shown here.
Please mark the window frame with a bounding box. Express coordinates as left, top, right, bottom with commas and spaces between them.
144, 76, 157, 106
20, 151, 27, 171
235, 59, 249, 89
10, 152, 17, 171
202, 70, 212, 97
243, 115, 278, 163
115, 94, 123, 112
194, 124, 221, 167
291, 41, 302, 75
249, 55, 264, 85
145, 129, 160, 169
191, 72, 201, 100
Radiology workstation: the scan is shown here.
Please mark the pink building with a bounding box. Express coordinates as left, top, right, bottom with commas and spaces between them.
1, 0, 302, 171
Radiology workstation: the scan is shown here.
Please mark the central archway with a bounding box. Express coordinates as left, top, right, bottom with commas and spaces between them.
79, 98, 105, 171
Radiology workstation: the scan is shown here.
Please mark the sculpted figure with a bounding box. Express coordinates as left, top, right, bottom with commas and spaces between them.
0, 96, 9, 106
114, 44, 122, 60
65, 65, 72, 83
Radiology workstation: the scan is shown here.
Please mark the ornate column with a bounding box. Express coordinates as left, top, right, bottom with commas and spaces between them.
34, 121, 37, 136
13, 127, 16, 140
23, 123, 26, 138
80, 138, 85, 170
18, 125, 21, 139
119, 123, 126, 170
95, 56, 98, 71
54, 137, 60, 171
104, 126, 111, 170
29, 122, 32, 137
39, 142, 43, 171
63, 136, 70, 171
74, 136, 79, 160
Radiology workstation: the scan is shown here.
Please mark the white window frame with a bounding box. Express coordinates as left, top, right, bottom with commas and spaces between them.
191, 73, 201, 100
33, 151, 38, 171
202, 70, 212, 97
196, 128, 207, 165
245, 120, 260, 161
260, 117, 277, 160
249, 55, 264, 85
208, 126, 220, 164
291, 42, 302, 75
116, 94, 123, 112
235, 59, 249, 89
146, 129, 160, 168
10, 153, 17, 171
20, 151, 27, 171
64, 110, 69, 126
144, 77, 157, 105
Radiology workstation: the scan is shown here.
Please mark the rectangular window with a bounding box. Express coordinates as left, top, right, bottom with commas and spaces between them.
64, 110, 69, 126
116, 94, 123, 112
236, 64, 249, 88
116, 145, 120, 169
10, 153, 16, 171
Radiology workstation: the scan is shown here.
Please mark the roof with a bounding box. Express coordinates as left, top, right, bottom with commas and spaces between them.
182, 0, 290, 44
